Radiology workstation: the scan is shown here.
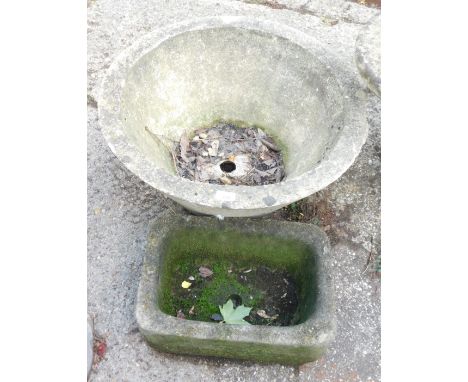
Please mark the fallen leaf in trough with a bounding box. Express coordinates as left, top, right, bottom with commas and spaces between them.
256, 309, 269, 318
199, 266, 213, 278
256, 310, 279, 320
219, 299, 251, 325
181, 280, 192, 288
177, 310, 186, 319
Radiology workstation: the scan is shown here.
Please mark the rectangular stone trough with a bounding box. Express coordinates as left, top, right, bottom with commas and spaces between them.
136, 211, 335, 365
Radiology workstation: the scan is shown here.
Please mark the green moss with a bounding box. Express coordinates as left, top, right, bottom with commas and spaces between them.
159, 257, 263, 322
145, 332, 325, 365
158, 228, 317, 324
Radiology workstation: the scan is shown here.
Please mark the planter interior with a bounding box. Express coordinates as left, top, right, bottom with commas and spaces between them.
121, 27, 342, 179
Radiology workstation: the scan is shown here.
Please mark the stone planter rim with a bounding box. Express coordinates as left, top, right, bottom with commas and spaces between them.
98, 16, 368, 213
136, 211, 336, 364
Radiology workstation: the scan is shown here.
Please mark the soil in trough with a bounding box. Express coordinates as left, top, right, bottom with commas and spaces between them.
158, 228, 318, 327
161, 259, 300, 326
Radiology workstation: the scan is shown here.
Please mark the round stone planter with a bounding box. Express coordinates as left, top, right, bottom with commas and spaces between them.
99, 16, 368, 217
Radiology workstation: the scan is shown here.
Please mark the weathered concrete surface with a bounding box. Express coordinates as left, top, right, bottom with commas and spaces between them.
355, 15, 381, 96
137, 213, 335, 365
242, 0, 379, 25
88, 0, 380, 381
88, 318, 93, 378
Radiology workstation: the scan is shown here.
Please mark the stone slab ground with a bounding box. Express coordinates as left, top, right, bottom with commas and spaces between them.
88, 0, 380, 380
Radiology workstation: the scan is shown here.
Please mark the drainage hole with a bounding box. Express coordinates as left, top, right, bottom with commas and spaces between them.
220, 160, 236, 173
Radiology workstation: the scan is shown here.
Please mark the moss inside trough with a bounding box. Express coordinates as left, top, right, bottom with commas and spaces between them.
158, 228, 318, 325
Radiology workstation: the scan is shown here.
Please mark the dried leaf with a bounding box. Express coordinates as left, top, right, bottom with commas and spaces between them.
179, 132, 189, 161
276, 168, 283, 182
94, 339, 107, 358
207, 129, 220, 139
189, 305, 195, 315
255, 170, 269, 177
220, 175, 232, 185
256, 310, 278, 320
177, 310, 186, 319
196, 156, 206, 165
256, 309, 269, 318
207, 140, 219, 156
321, 16, 339, 26
199, 266, 213, 278
175, 122, 284, 186
259, 138, 279, 152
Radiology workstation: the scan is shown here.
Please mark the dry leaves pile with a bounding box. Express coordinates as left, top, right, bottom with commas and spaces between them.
175, 121, 285, 186
199, 266, 213, 278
